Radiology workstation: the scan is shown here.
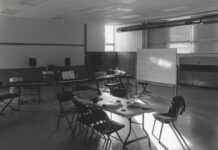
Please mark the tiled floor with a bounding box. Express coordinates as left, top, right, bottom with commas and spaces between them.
0, 83, 217, 150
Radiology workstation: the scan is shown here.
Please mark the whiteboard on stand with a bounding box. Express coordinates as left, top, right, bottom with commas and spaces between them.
136, 48, 177, 85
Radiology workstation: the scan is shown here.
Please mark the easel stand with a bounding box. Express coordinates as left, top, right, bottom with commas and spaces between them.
130, 80, 151, 98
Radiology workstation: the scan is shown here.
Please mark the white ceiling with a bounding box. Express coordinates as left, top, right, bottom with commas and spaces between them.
0, 0, 217, 25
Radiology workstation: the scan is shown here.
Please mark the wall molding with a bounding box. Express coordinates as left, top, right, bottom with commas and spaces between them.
0, 42, 84, 47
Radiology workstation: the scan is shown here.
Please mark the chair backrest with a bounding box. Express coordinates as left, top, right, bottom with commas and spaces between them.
167, 95, 186, 119
56, 91, 74, 103
73, 98, 90, 114
110, 88, 127, 98
92, 109, 110, 121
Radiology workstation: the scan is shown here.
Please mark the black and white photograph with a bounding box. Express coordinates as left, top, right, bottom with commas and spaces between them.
0, 0, 217, 150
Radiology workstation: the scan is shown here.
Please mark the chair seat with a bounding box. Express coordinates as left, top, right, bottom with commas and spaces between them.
0, 93, 19, 101
105, 82, 120, 87
94, 120, 124, 135
110, 88, 127, 98
78, 109, 109, 125
153, 113, 175, 123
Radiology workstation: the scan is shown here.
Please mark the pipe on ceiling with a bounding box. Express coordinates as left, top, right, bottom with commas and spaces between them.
117, 12, 218, 32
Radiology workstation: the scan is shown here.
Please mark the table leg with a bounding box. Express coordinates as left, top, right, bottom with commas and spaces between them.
123, 118, 132, 150
38, 86, 41, 103
96, 80, 101, 93
122, 114, 151, 149
142, 114, 151, 147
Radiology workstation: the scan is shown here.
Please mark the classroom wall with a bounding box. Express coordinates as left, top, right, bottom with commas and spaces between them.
115, 27, 143, 52
87, 23, 105, 52
114, 25, 145, 77
0, 16, 85, 69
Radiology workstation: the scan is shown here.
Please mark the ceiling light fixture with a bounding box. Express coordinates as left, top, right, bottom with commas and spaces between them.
118, 15, 140, 19
162, 6, 188, 12
19, 0, 46, 6
116, 8, 132, 12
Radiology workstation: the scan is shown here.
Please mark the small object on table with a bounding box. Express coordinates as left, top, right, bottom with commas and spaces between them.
102, 101, 123, 108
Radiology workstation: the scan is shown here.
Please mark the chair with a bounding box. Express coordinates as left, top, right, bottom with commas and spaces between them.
152, 96, 190, 150
72, 98, 108, 141
56, 91, 78, 132
73, 97, 125, 150
110, 88, 127, 98
92, 119, 125, 150
0, 84, 20, 116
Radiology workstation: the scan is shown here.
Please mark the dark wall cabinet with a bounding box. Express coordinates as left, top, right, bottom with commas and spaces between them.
179, 56, 218, 88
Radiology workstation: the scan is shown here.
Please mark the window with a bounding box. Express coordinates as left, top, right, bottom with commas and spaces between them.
168, 43, 193, 54
148, 25, 193, 54
105, 25, 115, 51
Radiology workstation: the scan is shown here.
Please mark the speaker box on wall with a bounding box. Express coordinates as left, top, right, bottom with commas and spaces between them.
65, 57, 71, 66
29, 58, 37, 67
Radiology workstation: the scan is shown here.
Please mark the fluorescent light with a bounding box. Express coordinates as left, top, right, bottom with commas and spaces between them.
19, 0, 46, 6
167, 16, 191, 21
118, 15, 140, 19
162, 6, 187, 12
109, 0, 139, 4
116, 8, 132, 12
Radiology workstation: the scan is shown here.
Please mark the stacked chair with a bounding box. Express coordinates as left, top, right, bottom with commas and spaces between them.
152, 95, 190, 150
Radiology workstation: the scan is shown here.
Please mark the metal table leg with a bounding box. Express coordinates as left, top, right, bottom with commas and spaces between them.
122, 114, 151, 150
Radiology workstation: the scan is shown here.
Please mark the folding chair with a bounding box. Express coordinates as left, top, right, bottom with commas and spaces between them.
152, 95, 190, 150
72, 98, 106, 141
91, 112, 125, 150
56, 91, 78, 132
0, 85, 19, 116
73, 96, 125, 149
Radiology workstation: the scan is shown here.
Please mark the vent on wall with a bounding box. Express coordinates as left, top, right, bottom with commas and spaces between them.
117, 10, 218, 32
19, 0, 46, 6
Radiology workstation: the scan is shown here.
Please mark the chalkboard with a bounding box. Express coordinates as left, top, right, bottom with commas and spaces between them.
136, 48, 177, 85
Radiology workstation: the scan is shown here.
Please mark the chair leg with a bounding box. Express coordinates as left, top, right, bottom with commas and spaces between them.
2, 100, 19, 111
72, 118, 79, 137
70, 113, 75, 124
0, 98, 16, 115
104, 135, 109, 150
107, 135, 112, 150
102, 134, 107, 150
84, 126, 90, 143
56, 110, 62, 129
152, 119, 157, 136
171, 123, 190, 150
115, 131, 124, 144
159, 123, 164, 143
88, 127, 95, 146
63, 112, 74, 132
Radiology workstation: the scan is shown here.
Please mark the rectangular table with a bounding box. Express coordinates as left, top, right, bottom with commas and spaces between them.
76, 93, 153, 150
7, 82, 49, 104
57, 78, 90, 91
